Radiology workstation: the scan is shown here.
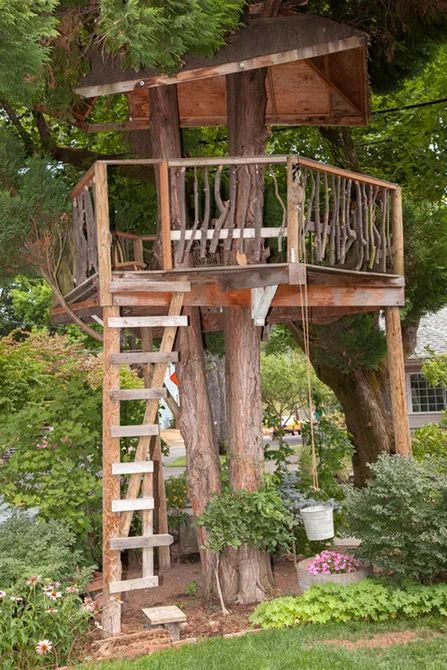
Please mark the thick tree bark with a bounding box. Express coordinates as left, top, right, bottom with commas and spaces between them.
149, 84, 221, 596
178, 308, 222, 597
289, 320, 397, 486
221, 68, 274, 603
205, 352, 228, 449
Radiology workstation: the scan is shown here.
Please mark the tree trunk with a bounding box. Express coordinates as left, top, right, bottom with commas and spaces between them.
222, 68, 274, 603
205, 351, 228, 450
315, 361, 393, 486
178, 308, 222, 597
149, 85, 221, 596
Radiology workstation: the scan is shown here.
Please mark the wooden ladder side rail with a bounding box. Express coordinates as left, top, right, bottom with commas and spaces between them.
102, 305, 122, 636
385, 186, 411, 456
140, 328, 171, 573
119, 292, 184, 537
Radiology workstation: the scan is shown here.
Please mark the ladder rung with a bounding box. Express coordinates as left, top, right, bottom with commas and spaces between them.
110, 388, 167, 401
108, 316, 188, 328
110, 279, 191, 293
112, 497, 154, 512
111, 424, 159, 438
110, 534, 173, 550
109, 576, 158, 594
110, 352, 179, 365
112, 461, 154, 475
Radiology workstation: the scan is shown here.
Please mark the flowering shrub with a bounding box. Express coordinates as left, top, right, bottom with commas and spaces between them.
0, 576, 95, 669
307, 550, 361, 576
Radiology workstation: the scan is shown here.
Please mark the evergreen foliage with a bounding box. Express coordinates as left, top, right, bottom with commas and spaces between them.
0, 0, 59, 104
99, 0, 245, 71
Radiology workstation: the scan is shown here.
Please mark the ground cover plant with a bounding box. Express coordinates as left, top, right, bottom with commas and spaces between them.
250, 579, 447, 628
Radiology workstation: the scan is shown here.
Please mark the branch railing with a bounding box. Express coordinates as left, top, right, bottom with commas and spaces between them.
68, 157, 402, 307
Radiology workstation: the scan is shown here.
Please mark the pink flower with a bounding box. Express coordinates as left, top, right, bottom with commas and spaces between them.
307, 550, 360, 575
0, 590, 6, 600
26, 575, 41, 587
10, 596, 23, 603
36, 640, 53, 655
65, 586, 78, 594
36, 440, 49, 450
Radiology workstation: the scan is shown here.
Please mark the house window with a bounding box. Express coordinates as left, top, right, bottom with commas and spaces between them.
409, 373, 447, 413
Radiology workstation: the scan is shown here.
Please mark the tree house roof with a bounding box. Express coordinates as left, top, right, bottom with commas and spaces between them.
75, 14, 369, 131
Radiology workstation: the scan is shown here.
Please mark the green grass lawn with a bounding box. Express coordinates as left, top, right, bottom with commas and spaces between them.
80, 618, 447, 670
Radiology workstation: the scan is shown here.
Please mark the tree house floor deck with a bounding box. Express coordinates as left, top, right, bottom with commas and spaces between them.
52, 263, 404, 329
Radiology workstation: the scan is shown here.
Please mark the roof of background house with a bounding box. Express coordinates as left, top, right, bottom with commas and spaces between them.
409, 307, 447, 359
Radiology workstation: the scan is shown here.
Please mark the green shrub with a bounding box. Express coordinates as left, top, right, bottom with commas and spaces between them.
250, 579, 447, 628
0, 513, 86, 587
0, 331, 144, 561
412, 422, 447, 464
198, 485, 295, 554
345, 454, 447, 582
0, 577, 93, 670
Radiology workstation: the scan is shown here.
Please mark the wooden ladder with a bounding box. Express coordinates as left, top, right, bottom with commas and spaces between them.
102, 287, 189, 635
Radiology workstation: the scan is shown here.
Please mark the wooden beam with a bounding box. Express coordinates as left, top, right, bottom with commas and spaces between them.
110, 534, 173, 551
392, 187, 404, 275
76, 38, 364, 98
95, 162, 112, 307
251, 285, 278, 326
113, 284, 405, 309
109, 576, 158, 594
102, 305, 122, 636
385, 307, 412, 456
159, 161, 173, 270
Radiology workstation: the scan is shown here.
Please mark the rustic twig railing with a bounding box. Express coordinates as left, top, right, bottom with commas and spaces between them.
68, 157, 402, 307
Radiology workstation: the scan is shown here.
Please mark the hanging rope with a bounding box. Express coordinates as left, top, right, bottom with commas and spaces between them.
294, 160, 319, 492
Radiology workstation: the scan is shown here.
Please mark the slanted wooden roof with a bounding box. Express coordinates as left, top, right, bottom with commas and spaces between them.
75, 14, 369, 131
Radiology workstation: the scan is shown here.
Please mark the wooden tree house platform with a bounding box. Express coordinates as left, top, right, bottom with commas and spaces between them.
58, 7, 411, 638
52, 154, 409, 636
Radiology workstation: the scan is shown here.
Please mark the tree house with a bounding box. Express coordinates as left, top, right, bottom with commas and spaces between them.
56, 11, 411, 635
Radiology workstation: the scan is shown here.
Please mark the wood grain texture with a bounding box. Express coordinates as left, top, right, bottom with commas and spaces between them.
110, 424, 160, 438
111, 497, 154, 512
111, 461, 154, 475
385, 307, 412, 455
101, 306, 122, 635
109, 576, 158, 594
110, 388, 167, 401
95, 163, 112, 306
110, 534, 173, 550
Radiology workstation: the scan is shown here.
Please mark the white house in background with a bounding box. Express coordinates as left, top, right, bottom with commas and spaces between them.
405, 307, 447, 429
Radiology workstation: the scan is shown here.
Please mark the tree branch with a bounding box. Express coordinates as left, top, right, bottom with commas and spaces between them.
0, 99, 35, 156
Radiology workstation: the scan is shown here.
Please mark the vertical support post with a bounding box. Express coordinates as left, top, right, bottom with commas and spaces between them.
159, 161, 173, 271
386, 185, 411, 456
287, 156, 306, 285
385, 307, 412, 455
287, 156, 299, 265
102, 305, 122, 635
95, 162, 112, 306
391, 187, 404, 275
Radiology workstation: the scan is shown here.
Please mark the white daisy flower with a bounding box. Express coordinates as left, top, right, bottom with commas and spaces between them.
36, 640, 53, 655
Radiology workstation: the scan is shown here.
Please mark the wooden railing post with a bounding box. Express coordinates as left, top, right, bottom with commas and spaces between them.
386, 185, 411, 455
159, 161, 173, 271
287, 156, 306, 284
391, 187, 404, 275
95, 162, 112, 306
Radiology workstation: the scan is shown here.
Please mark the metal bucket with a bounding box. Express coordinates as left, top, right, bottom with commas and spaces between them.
300, 505, 334, 541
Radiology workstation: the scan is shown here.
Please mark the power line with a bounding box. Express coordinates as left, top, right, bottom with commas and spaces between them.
374, 97, 447, 115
